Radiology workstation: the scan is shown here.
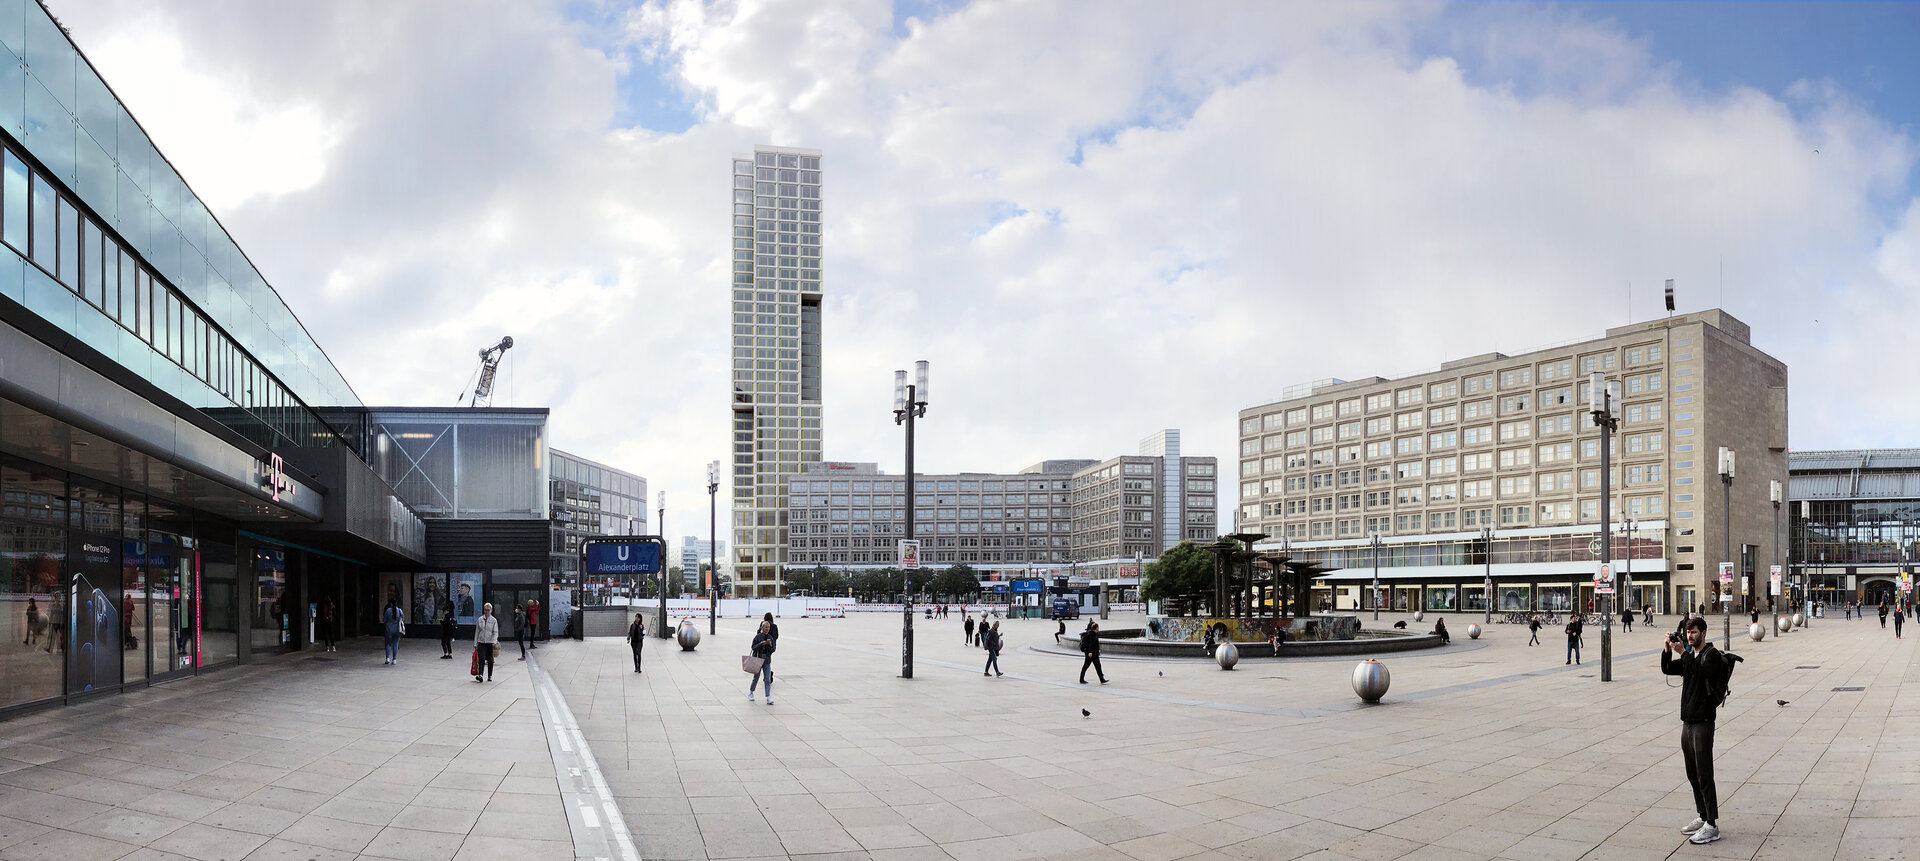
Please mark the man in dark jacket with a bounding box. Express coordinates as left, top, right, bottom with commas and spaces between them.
964, 613, 975, 646
626, 612, 646, 673
1078, 621, 1107, 684
1662, 616, 1728, 845
1565, 615, 1583, 665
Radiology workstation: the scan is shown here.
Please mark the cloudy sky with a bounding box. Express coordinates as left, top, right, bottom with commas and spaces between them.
47, 0, 1920, 542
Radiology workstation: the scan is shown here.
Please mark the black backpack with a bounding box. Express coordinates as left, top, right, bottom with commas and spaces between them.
1708, 648, 1744, 707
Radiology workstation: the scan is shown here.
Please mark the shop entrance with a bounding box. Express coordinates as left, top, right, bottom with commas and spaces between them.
488, 586, 544, 646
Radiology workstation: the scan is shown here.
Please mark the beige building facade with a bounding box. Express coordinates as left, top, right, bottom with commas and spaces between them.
1237, 310, 1787, 615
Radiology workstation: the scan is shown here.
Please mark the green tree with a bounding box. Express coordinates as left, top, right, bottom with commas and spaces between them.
854, 568, 894, 601
933, 565, 981, 601
1142, 540, 1216, 616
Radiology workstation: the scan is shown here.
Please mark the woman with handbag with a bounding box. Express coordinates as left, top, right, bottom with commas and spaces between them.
747, 620, 775, 704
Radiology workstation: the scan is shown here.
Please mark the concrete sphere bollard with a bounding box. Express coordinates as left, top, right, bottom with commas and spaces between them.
1775, 616, 1788, 635
1750, 622, 1766, 642
1792, 612, 1805, 628
1413, 611, 1425, 623
1215, 642, 1239, 670
676, 624, 701, 651
1352, 660, 1390, 703
1467, 624, 1482, 640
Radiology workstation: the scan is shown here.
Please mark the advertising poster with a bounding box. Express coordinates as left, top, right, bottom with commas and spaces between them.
412, 572, 448, 626
378, 572, 410, 622
69, 530, 122, 692
452, 573, 481, 624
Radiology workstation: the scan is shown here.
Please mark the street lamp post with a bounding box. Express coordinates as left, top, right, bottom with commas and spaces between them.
1770, 479, 1782, 619
893, 361, 928, 679
1482, 525, 1494, 626
656, 491, 669, 639
1589, 372, 1620, 682
1370, 531, 1382, 622
1621, 517, 1636, 616
708, 461, 719, 636
1718, 447, 1736, 650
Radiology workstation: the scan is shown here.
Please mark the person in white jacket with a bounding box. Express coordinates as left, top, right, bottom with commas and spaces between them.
473, 603, 500, 682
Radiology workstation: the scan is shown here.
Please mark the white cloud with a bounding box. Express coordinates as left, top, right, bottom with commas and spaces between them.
47, 0, 1919, 542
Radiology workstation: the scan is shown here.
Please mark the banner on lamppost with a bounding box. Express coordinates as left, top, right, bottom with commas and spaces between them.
1770, 565, 1782, 596
1594, 563, 1614, 595
1718, 562, 1734, 585
899, 539, 921, 570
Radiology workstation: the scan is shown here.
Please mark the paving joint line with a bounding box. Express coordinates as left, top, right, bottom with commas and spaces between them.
528, 649, 641, 861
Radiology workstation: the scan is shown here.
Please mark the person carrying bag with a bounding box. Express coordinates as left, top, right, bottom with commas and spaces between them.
746, 620, 775, 704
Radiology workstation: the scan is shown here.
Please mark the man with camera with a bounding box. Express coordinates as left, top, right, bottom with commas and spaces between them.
1662, 617, 1729, 845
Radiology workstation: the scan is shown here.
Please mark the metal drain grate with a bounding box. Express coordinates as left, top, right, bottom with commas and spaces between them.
1795, 665, 1820, 669
1832, 686, 1865, 692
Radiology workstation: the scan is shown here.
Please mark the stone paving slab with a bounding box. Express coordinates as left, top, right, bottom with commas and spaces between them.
537, 610, 1920, 861
0, 640, 569, 861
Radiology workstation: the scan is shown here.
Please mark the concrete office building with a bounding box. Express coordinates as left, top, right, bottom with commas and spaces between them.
679, 537, 726, 590
1237, 310, 1787, 615
1790, 448, 1920, 608
729, 145, 824, 598
784, 433, 1217, 595
549, 448, 648, 592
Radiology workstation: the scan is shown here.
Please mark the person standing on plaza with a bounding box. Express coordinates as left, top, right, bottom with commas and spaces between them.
1621, 605, 1634, 632
1879, 601, 1889, 628
439, 599, 456, 659
964, 613, 975, 647
473, 603, 499, 682
1527, 615, 1541, 646
382, 598, 404, 664
526, 598, 540, 648
1663, 616, 1733, 845
626, 612, 646, 673
514, 603, 529, 661
1565, 614, 1583, 665
983, 620, 1004, 676
1078, 621, 1107, 684
1895, 606, 1905, 639
748, 620, 775, 704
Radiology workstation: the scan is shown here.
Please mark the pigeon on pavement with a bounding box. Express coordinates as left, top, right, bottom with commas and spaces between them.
1081, 709, 1091, 718
1777, 700, 1790, 707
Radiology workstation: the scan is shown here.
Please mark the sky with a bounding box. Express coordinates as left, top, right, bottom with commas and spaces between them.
46, 0, 1920, 545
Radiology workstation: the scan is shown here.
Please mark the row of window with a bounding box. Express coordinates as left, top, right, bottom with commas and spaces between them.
1251, 459, 1666, 498
1269, 495, 1668, 538
1247, 401, 1668, 454
2, 146, 312, 450
1245, 430, 1670, 476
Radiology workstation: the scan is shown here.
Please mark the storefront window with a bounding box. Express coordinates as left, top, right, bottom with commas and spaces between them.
253, 547, 288, 650
123, 498, 148, 685
1497, 585, 1531, 611
201, 538, 239, 664
1539, 585, 1571, 611
1426, 587, 1456, 611
1, 462, 66, 709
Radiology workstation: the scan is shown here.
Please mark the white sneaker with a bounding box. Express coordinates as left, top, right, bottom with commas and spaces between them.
1689, 824, 1720, 844
1680, 818, 1704, 834
748, 691, 755, 701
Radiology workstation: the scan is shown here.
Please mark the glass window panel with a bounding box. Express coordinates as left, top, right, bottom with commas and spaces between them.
115, 168, 146, 252
74, 129, 112, 221
0, 461, 68, 709
83, 215, 100, 307
22, 4, 73, 112
29, 170, 53, 269
56, 196, 75, 289
23, 78, 72, 182
2, 148, 26, 252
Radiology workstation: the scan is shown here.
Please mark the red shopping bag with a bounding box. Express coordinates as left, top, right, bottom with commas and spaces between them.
469, 646, 481, 676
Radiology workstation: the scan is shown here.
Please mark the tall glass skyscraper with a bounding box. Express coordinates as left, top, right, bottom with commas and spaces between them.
729, 146, 822, 597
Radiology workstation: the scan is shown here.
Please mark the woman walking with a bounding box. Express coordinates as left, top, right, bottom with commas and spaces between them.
381, 598, 404, 664
439, 599, 456, 659
473, 603, 500, 682
748, 620, 775, 704
983, 620, 1004, 676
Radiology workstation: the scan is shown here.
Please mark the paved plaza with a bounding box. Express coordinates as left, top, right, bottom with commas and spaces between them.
1, 610, 1917, 861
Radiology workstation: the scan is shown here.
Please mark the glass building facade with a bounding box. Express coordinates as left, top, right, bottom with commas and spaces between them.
730, 145, 823, 598
548, 447, 647, 597
1790, 448, 1920, 608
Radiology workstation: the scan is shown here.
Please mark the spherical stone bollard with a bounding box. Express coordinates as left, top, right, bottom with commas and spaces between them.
676, 624, 701, 651
1467, 623, 1482, 640
1215, 642, 1239, 670
1792, 612, 1805, 628
1775, 616, 1788, 636
1750, 622, 1766, 642
1413, 611, 1425, 623
1352, 659, 1390, 703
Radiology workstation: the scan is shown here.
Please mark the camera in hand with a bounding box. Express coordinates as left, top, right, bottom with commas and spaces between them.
1667, 632, 1682, 644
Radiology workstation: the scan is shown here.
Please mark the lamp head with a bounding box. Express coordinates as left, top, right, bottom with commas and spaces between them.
1769, 478, 1782, 504
707, 460, 719, 486
914, 360, 930, 404
893, 370, 907, 411
1717, 447, 1736, 479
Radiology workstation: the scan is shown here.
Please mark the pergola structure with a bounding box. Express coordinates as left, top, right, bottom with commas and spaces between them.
1206, 533, 1335, 620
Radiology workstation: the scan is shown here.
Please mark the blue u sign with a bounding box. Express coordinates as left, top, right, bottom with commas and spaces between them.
584, 541, 663, 575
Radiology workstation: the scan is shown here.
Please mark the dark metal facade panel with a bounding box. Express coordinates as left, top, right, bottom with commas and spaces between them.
426, 518, 552, 570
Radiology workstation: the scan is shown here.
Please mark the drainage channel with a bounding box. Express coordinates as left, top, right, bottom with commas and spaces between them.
528, 653, 641, 861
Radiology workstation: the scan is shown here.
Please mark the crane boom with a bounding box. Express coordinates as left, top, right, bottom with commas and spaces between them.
469, 336, 513, 407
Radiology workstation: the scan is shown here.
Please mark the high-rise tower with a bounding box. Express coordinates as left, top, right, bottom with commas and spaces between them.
729, 146, 824, 597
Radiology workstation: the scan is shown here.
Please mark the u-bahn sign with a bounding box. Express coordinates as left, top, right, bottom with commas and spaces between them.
582, 537, 664, 575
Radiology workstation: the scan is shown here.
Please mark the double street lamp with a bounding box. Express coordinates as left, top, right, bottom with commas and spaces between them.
1719, 447, 1736, 650
1481, 525, 1495, 625
708, 460, 719, 635
1370, 531, 1382, 621
893, 361, 929, 679
1589, 372, 1620, 682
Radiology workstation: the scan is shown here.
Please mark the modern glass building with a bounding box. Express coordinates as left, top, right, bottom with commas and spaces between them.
1790, 448, 1920, 608
729, 145, 823, 598
549, 447, 647, 600
0, 0, 428, 715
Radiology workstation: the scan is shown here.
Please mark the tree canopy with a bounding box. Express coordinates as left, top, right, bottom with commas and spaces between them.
931, 564, 981, 600
1142, 539, 1216, 616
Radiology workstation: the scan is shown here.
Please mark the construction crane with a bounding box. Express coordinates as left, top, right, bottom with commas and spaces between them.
460, 336, 514, 407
